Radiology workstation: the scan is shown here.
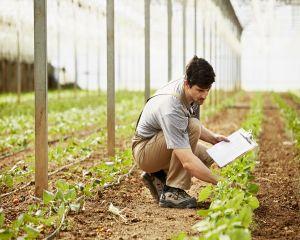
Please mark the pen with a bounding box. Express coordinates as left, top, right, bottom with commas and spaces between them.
239, 132, 252, 145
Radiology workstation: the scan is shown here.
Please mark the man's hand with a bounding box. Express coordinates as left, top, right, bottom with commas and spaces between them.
212, 134, 230, 145
200, 126, 230, 145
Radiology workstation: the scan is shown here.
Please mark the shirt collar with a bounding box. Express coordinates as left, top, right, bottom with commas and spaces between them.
180, 83, 194, 115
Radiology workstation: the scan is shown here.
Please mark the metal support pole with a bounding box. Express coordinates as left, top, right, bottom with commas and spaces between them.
232, 51, 234, 91
73, 1, 78, 96
214, 20, 217, 107
16, 0, 21, 103
234, 52, 237, 91
97, 9, 101, 95
209, 14, 213, 106
200, 11, 206, 121
72, 1, 78, 97
194, 0, 197, 55
144, 0, 150, 102
219, 29, 222, 105
239, 55, 241, 90
202, 15, 205, 58
86, 7, 90, 95
183, 0, 186, 72
217, 25, 223, 105
107, 0, 115, 157
17, 29, 21, 103
34, 0, 48, 198
224, 42, 228, 98
227, 44, 230, 97
231, 48, 233, 93
56, 0, 61, 98
167, 0, 172, 82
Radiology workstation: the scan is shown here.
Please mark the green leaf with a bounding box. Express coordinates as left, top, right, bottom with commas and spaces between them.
83, 184, 92, 197
4, 175, 13, 188
34, 210, 42, 217
197, 209, 210, 217
210, 211, 222, 219
219, 234, 231, 240
43, 190, 55, 204
57, 203, 66, 219
55, 190, 64, 201
64, 189, 76, 202
55, 179, 69, 192
198, 185, 212, 202
24, 224, 40, 239
12, 213, 25, 229
210, 200, 224, 210
192, 219, 211, 232
0, 210, 4, 228
239, 206, 253, 228
224, 208, 235, 216
23, 213, 40, 225
0, 230, 14, 240
248, 196, 259, 209
228, 228, 251, 240
39, 216, 58, 226
226, 192, 245, 209
171, 232, 187, 240
247, 183, 259, 194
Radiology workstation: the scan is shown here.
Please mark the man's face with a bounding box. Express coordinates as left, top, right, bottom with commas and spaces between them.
186, 82, 211, 105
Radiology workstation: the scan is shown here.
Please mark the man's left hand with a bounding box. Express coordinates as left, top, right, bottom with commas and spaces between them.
213, 134, 230, 145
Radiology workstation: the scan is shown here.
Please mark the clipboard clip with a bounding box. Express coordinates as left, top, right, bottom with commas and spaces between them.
239, 129, 254, 145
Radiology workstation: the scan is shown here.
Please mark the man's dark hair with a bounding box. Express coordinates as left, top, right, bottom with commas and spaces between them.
185, 56, 215, 88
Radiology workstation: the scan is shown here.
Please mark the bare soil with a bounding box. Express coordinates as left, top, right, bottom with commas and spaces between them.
281, 93, 300, 115
252, 97, 300, 240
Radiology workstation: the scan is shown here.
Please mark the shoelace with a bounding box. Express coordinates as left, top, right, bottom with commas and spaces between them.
171, 188, 190, 199
153, 179, 163, 190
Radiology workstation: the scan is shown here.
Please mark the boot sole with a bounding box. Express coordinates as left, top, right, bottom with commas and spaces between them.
159, 199, 197, 209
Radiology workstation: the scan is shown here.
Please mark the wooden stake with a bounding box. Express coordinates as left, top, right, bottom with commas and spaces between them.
107, 0, 115, 157
34, 0, 48, 197
167, 0, 172, 82
144, 0, 150, 102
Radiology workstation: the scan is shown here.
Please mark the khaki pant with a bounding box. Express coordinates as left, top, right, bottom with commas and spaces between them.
132, 118, 214, 190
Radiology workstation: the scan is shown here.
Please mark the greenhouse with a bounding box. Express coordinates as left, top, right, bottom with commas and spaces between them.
0, 0, 299, 239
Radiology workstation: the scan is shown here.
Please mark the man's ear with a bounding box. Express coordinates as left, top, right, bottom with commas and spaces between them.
184, 79, 190, 88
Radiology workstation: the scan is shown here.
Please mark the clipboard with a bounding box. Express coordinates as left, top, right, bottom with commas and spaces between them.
206, 128, 258, 168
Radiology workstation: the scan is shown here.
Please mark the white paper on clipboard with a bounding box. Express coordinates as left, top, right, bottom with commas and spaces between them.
206, 128, 258, 168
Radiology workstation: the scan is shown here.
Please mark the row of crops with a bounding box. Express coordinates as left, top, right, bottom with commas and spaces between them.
0, 91, 144, 193
0, 91, 140, 155
0, 90, 142, 239
193, 94, 263, 240
273, 93, 300, 149
176, 92, 299, 240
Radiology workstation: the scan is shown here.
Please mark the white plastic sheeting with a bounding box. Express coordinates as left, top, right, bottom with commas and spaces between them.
240, 2, 300, 91
0, 0, 241, 91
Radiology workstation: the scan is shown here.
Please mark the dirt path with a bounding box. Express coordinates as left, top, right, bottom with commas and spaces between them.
281, 93, 300, 115
253, 97, 300, 240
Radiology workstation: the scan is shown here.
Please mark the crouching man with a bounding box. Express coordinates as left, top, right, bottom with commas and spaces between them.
132, 56, 229, 208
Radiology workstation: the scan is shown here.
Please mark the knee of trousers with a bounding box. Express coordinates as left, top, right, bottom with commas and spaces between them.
188, 118, 201, 141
